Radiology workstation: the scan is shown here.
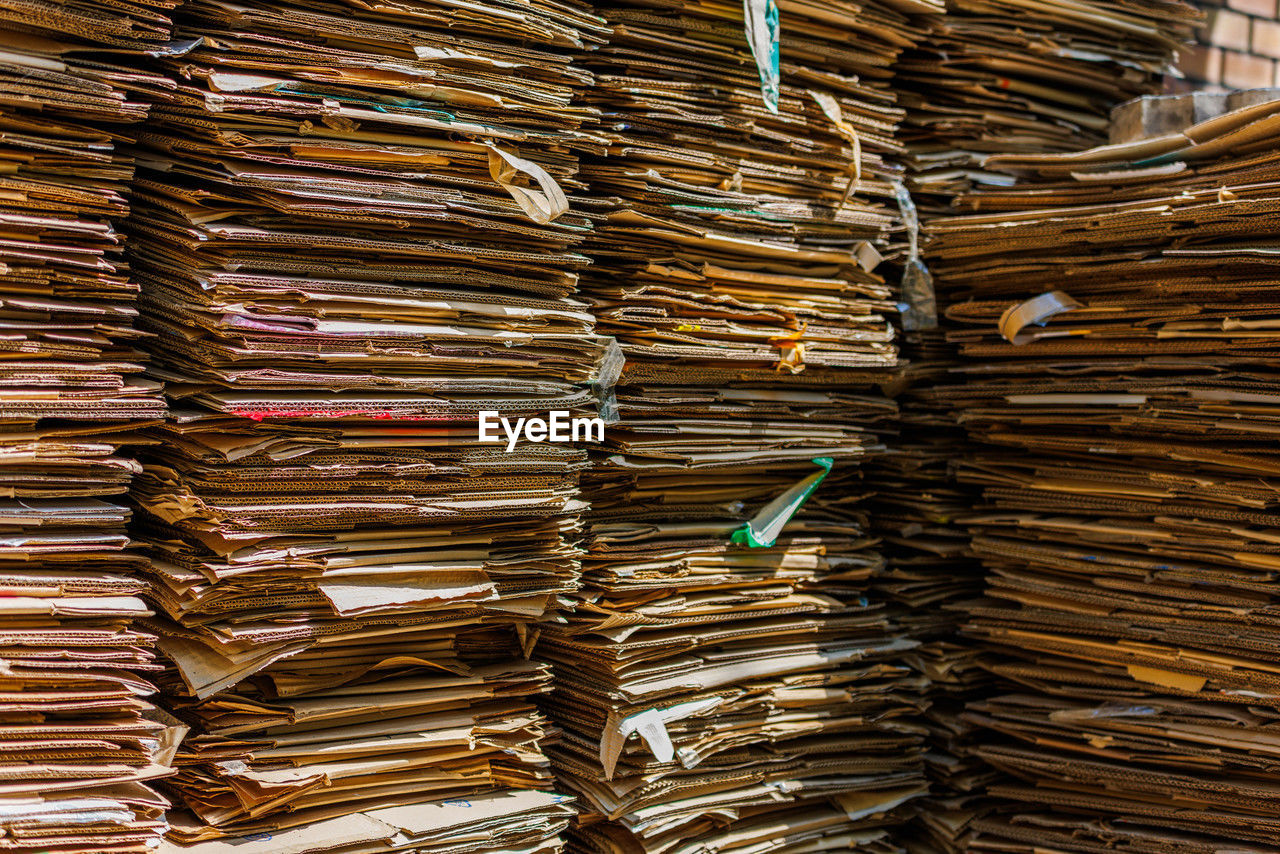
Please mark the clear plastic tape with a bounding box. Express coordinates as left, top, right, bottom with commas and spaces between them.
893, 179, 938, 332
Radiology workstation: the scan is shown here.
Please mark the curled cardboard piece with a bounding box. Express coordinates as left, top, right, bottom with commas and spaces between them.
998, 291, 1082, 345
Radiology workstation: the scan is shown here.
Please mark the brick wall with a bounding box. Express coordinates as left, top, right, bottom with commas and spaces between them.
1180, 0, 1280, 89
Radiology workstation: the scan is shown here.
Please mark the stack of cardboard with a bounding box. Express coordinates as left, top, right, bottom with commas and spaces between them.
539, 3, 937, 852
582, 0, 933, 360
874, 354, 980, 644
542, 388, 928, 854
883, 8, 1200, 843
870, 353, 992, 854
124, 0, 615, 849
0, 4, 180, 853
927, 97, 1280, 853
893, 0, 1199, 206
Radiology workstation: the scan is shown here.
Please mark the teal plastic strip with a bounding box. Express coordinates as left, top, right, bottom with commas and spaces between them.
744, 0, 781, 114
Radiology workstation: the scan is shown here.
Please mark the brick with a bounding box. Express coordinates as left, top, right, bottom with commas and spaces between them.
1254, 18, 1280, 60
1223, 50, 1275, 89
1228, 0, 1276, 15
1180, 43, 1225, 84
1202, 8, 1253, 52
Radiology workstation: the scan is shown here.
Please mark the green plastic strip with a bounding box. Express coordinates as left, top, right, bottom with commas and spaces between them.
731, 457, 834, 548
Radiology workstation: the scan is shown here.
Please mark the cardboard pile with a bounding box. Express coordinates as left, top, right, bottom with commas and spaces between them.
539, 4, 936, 852
0, 3, 181, 853
926, 97, 1280, 853
544, 429, 931, 854
123, 0, 615, 849
582, 0, 935, 365
155, 790, 576, 854
870, 347, 992, 854
893, 0, 1199, 206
